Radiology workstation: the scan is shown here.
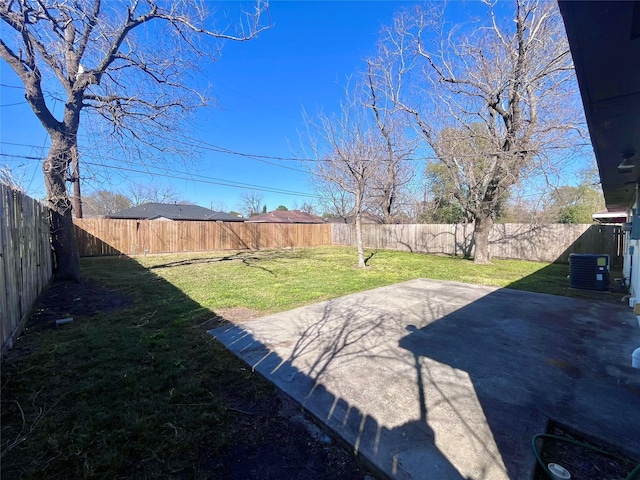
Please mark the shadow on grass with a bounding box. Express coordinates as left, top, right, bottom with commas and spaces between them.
146, 250, 298, 275
1, 255, 222, 478
0, 255, 364, 479
147, 251, 247, 269
364, 250, 377, 266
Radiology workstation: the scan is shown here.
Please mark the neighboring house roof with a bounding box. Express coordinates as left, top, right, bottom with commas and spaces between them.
106, 203, 245, 222
592, 208, 627, 224
246, 210, 325, 224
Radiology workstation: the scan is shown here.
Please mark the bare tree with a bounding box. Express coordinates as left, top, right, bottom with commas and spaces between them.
299, 201, 317, 215
310, 173, 354, 219
364, 63, 415, 224
127, 183, 182, 206
304, 94, 382, 268
238, 190, 264, 218
0, 165, 25, 193
291, 200, 317, 215
427, 125, 508, 225
82, 190, 132, 217
0, 0, 269, 280
372, 0, 584, 263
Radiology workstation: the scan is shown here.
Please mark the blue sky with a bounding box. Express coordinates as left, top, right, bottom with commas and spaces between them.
0, 0, 588, 214
1, 1, 424, 213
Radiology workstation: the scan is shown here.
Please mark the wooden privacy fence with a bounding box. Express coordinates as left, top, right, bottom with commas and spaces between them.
75, 219, 622, 264
1, 184, 53, 354
331, 223, 622, 264
73, 218, 332, 256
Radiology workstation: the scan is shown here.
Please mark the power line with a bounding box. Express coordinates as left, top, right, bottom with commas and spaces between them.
0, 101, 27, 107
0, 139, 311, 172
82, 161, 319, 198
0, 138, 314, 175
0, 153, 41, 160
79, 150, 308, 193
0, 83, 24, 89
0, 141, 48, 149
160, 130, 594, 164
0, 137, 593, 166
0, 152, 319, 198
59, 138, 317, 182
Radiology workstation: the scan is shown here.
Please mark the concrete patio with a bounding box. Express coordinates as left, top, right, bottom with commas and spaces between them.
209, 279, 640, 479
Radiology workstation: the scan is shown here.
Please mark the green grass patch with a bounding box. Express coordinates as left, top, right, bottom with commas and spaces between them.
135, 246, 587, 314
0, 246, 618, 478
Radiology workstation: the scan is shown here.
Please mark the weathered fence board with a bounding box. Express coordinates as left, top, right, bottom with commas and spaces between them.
1, 185, 53, 354
331, 223, 622, 264
73, 219, 333, 256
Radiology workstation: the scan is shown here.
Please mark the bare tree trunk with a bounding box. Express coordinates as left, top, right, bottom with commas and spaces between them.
473, 212, 493, 265
382, 159, 395, 224
43, 138, 81, 281
354, 208, 366, 268
49, 208, 80, 281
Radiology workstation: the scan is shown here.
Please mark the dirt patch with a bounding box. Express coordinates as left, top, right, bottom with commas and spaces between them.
217, 307, 263, 323
3, 280, 132, 363
26, 279, 132, 332
194, 307, 263, 331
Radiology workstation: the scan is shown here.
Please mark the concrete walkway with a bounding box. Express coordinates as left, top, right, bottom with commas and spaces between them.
209, 279, 640, 480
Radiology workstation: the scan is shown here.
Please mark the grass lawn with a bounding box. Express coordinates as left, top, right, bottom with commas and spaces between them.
134, 246, 582, 314
0, 246, 618, 479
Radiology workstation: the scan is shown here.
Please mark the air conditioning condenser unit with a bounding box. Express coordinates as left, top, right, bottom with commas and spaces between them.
569, 254, 610, 291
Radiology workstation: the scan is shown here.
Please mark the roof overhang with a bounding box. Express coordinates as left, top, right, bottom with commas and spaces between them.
559, 1, 640, 210
592, 208, 627, 223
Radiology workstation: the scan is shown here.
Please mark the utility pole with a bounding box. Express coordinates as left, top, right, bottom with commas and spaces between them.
71, 144, 83, 218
